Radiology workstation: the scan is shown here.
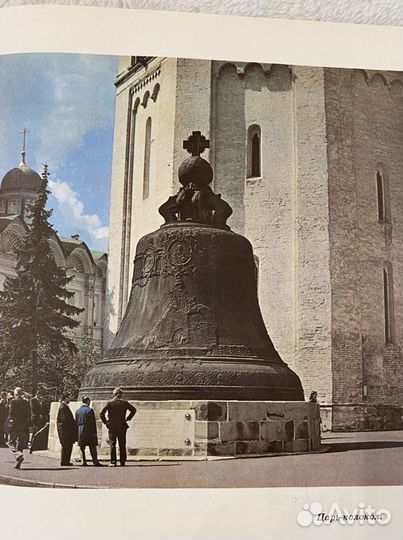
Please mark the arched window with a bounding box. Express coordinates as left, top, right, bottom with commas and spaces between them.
247, 125, 261, 178
143, 117, 152, 200
151, 83, 160, 102
142, 91, 150, 109
383, 264, 394, 344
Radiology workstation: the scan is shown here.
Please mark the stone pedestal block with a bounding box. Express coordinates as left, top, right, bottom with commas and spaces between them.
47, 400, 321, 460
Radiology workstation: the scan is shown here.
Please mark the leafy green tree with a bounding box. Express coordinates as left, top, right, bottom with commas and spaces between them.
0, 164, 83, 394
42, 335, 101, 400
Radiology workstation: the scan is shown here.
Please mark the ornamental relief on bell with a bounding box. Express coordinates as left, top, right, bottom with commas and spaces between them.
146, 277, 217, 349
132, 230, 207, 287
132, 228, 252, 289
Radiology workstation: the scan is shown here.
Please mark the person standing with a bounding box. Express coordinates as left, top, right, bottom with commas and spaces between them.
100, 388, 136, 467
309, 390, 322, 428
30, 390, 50, 452
56, 393, 77, 466
4, 393, 13, 445
0, 391, 8, 448
30, 390, 49, 433
75, 396, 103, 467
6, 387, 31, 469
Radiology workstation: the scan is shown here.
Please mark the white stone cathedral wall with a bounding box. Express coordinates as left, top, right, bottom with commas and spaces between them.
243, 64, 295, 369
172, 58, 212, 192
351, 70, 403, 409
292, 66, 333, 406
213, 62, 333, 404
105, 75, 131, 345
325, 68, 403, 428
214, 62, 246, 234
128, 71, 163, 256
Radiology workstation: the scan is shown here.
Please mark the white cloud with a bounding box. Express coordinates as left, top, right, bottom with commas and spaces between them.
0, 54, 118, 173
49, 178, 109, 242
36, 55, 117, 169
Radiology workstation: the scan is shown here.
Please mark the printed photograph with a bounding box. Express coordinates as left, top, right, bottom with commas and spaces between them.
0, 53, 402, 491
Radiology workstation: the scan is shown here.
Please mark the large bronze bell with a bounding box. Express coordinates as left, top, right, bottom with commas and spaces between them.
80, 132, 304, 401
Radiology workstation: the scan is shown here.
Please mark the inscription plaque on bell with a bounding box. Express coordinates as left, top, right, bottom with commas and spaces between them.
128, 409, 195, 449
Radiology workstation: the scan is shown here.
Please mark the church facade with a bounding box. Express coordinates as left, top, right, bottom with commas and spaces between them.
0, 152, 107, 345
107, 56, 403, 431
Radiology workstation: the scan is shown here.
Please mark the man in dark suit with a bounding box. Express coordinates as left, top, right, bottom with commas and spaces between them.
100, 388, 136, 467
75, 396, 103, 467
30, 390, 49, 432
56, 393, 78, 466
7, 387, 31, 468
30, 390, 50, 452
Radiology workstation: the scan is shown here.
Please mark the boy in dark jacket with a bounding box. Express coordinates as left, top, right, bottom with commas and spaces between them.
75, 396, 102, 466
0, 391, 8, 447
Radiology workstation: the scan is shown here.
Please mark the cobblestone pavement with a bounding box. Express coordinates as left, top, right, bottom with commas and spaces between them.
0, 431, 401, 488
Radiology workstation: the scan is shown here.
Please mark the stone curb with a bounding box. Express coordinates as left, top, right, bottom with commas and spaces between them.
0, 472, 176, 490
0, 474, 106, 489
0, 473, 71, 489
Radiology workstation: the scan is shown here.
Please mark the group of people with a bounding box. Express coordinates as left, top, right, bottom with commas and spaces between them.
1, 386, 137, 469
0, 388, 50, 460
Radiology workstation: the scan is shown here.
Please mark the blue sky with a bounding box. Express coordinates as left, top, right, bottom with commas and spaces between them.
0, 53, 120, 251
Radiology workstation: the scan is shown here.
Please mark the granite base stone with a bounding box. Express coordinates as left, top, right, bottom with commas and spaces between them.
331, 404, 403, 432
47, 400, 321, 460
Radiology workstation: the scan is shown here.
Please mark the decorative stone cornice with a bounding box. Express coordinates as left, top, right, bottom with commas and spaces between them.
352, 69, 403, 98
353, 69, 403, 89
215, 61, 292, 80
129, 66, 161, 96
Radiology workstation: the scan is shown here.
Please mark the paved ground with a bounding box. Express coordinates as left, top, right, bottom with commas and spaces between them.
0, 431, 401, 488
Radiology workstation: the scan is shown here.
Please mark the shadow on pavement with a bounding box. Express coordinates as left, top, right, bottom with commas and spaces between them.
19, 468, 77, 472
125, 463, 181, 467
327, 441, 403, 453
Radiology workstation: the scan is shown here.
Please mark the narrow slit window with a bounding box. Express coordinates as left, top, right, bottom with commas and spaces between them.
377, 171, 385, 221
383, 267, 394, 344
251, 134, 261, 177
143, 117, 152, 200
247, 125, 261, 178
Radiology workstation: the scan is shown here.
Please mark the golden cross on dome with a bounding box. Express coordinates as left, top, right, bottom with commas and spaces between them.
19, 127, 30, 164
183, 131, 210, 157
